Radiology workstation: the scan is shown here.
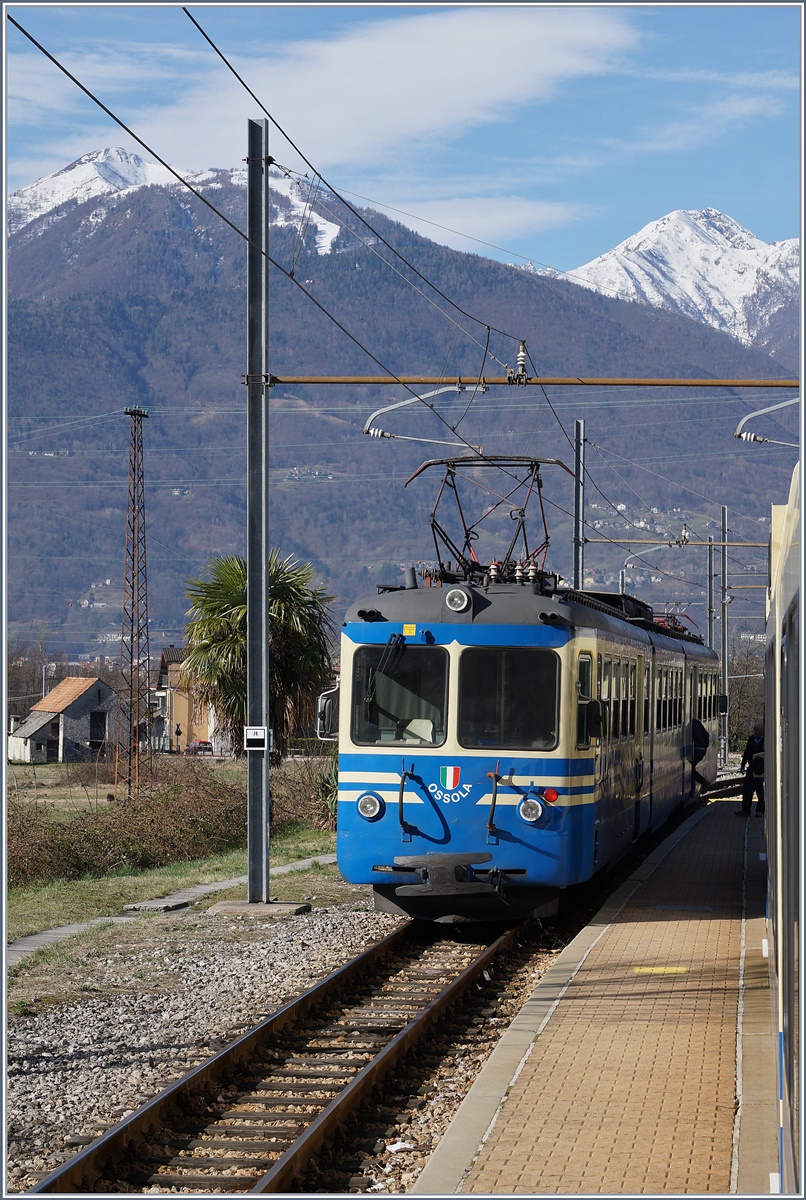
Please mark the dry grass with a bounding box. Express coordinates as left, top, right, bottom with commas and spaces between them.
6, 754, 337, 891
6, 826, 337, 941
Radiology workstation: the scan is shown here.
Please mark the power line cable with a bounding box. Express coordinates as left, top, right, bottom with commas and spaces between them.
522, 346, 657, 542
587, 439, 792, 530
181, 6, 523, 353
5, 14, 495, 463
283, 181, 800, 376
290, 182, 508, 371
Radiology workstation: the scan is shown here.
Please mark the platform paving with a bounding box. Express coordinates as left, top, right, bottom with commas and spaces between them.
6, 854, 336, 970
413, 800, 777, 1195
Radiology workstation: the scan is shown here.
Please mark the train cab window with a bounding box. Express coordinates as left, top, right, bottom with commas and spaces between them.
351, 645, 447, 746
577, 653, 594, 748
458, 647, 558, 750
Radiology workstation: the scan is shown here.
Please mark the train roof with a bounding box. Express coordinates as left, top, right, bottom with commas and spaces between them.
343, 577, 713, 654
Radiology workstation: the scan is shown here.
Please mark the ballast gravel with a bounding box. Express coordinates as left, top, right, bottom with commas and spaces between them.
5, 904, 405, 1193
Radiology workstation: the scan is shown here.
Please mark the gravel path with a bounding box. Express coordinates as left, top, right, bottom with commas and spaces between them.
6, 902, 404, 1192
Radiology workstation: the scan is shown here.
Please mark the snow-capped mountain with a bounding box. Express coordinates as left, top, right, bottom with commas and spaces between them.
8, 152, 799, 360
543, 209, 799, 357
7, 148, 177, 234
7, 146, 340, 252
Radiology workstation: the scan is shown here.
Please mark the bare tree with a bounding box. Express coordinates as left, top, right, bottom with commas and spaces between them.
727, 635, 765, 751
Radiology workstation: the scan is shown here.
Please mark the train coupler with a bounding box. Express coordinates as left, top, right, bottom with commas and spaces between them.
376, 851, 498, 897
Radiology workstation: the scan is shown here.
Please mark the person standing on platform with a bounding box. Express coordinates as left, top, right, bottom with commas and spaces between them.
736, 720, 765, 817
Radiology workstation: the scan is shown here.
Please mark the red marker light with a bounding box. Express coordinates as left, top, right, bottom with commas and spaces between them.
542, 787, 559, 804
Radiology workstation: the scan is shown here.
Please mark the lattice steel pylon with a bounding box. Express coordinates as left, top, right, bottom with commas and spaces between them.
115, 406, 151, 801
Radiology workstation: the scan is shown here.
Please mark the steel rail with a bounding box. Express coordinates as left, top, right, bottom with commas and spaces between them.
249, 923, 519, 1193
704, 775, 744, 799
29, 923, 416, 1194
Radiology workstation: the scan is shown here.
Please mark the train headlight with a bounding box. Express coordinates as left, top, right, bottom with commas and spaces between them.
357, 792, 384, 820
518, 797, 543, 823
445, 588, 471, 613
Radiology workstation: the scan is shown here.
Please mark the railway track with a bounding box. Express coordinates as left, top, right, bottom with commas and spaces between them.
704, 774, 743, 798
30, 921, 520, 1194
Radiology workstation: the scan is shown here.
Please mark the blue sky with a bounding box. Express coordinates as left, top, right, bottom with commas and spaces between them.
4, 3, 802, 270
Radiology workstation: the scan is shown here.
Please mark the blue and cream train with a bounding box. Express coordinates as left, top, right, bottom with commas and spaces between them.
322, 571, 721, 923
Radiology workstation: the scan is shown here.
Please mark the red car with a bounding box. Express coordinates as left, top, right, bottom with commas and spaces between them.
183, 740, 213, 756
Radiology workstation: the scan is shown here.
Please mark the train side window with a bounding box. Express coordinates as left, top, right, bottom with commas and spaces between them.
656, 667, 663, 730
666, 670, 672, 729
622, 661, 631, 736
629, 662, 636, 735
601, 656, 611, 742
675, 670, 681, 727
644, 662, 651, 734
576, 653, 595, 748
612, 658, 621, 739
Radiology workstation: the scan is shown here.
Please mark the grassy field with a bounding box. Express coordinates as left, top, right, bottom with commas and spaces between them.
6, 754, 340, 938
7, 825, 337, 941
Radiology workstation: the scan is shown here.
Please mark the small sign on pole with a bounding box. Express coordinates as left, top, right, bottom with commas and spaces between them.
244, 725, 267, 751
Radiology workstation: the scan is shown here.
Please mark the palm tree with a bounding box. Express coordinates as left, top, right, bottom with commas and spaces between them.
181, 552, 335, 761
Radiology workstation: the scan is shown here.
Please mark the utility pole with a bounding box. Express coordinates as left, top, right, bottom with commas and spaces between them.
573, 419, 585, 589
707, 536, 715, 649
115, 406, 151, 801
246, 118, 271, 903
720, 507, 729, 766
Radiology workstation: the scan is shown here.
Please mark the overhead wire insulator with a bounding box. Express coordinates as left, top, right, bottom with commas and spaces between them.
515, 339, 528, 383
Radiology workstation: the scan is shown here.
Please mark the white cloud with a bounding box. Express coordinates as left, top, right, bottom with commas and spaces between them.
620, 92, 789, 155
360, 194, 592, 253
123, 7, 641, 175
637, 66, 798, 91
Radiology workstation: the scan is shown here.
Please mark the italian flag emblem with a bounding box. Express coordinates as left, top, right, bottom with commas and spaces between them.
440, 766, 461, 789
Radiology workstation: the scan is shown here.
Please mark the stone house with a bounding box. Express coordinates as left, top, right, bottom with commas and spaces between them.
7, 677, 118, 763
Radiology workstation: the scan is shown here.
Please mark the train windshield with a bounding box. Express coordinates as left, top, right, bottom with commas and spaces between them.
351, 644, 448, 746
458, 647, 559, 750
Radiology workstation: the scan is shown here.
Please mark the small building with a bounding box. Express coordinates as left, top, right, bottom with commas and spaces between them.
152, 646, 223, 754
7, 677, 118, 763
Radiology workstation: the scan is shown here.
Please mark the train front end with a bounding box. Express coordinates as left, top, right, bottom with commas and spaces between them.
332, 575, 592, 922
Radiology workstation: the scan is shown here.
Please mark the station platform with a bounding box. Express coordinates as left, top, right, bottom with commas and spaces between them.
413, 798, 780, 1195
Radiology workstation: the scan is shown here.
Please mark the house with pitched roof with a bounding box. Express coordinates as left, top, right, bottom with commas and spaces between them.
7, 677, 118, 763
